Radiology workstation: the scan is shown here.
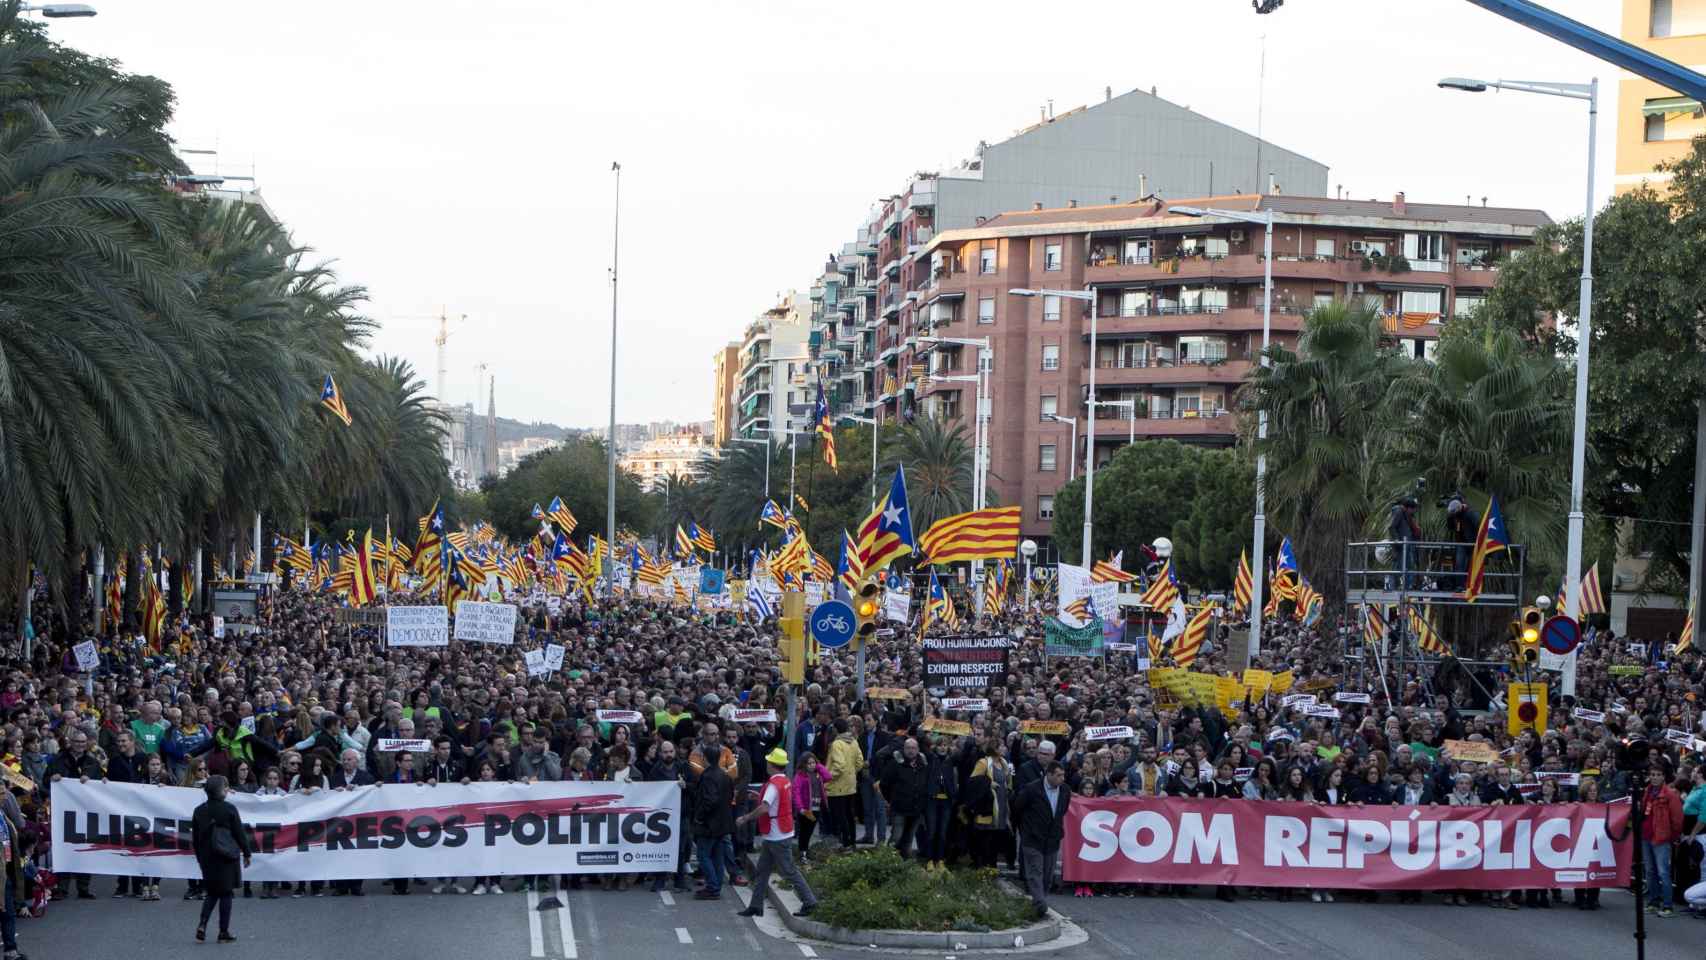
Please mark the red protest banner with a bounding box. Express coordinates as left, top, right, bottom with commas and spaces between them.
1061, 797, 1630, 890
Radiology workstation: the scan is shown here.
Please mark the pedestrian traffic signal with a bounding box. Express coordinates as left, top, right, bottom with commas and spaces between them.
778, 590, 806, 683
854, 576, 881, 645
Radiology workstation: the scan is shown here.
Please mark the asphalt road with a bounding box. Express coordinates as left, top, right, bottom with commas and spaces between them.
23, 876, 1699, 959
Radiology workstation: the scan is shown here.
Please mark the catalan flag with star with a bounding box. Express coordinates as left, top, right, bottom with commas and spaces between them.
1090, 550, 1138, 585
856, 466, 916, 575
319, 374, 353, 426
1463, 494, 1509, 603
814, 379, 837, 469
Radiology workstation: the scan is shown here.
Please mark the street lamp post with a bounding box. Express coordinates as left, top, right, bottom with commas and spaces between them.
918, 335, 995, 577
1098, 398, 1137, 447
1440, 76, 1597, 694
1169, 205, 1274, 658
19, 4, 97, 16
604, 162, 621, 597
1020, 539, 1038, 610
1012, 288, 1097, 565
838, 414, 882, 509
1046, 414, 1078, 481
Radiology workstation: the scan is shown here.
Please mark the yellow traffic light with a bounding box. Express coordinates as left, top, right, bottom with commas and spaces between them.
854, 576, 881, 646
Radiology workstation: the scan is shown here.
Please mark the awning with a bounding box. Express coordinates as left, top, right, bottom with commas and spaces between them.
1644, 96, 1703, 115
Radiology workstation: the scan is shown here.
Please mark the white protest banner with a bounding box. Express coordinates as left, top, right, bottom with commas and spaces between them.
53, 779, 680, 880
941, 698, 990, 713
596, 710, 644, 725
1665, 728, 1694, 746
732, 709, 777, 724
1534, 771, 1582, 787
72, 640, 98, 672
1304, 704, 1341, 719
453, 601, 518, 645
386, 605, 449, 647
375, 739, 432, 754
1056, 563, 1118, 629
211, 616, 225, 639
1571, 708, 1606, 724
882, 588, 911, 624
545, 595, 562, 616
1086, 725, 1136, 742
1107, 642, 1137, 653
1333, 692, 1371, 704
523, 649, 547, 677
543, 643, 565, 672
1282, 694, 1318, 709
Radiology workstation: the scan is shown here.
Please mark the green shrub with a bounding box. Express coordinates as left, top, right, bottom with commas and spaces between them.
802, 846, 1032, 932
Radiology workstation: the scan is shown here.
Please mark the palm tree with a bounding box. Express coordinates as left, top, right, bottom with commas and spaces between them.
704, 441, 778, 533
884, 416, 976, 534
1245, 301, 1407, 602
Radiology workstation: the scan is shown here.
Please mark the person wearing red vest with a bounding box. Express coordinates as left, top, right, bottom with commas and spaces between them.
735, 748, 819, 919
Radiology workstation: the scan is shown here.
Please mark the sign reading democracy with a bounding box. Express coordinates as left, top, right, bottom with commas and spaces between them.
453, 601, 518, 645
1044, 617, 1105, 658
1062, 797, 1630, 890
53, 779, 681, 880
386, 605, 449, 647
922, 635, 1010, 692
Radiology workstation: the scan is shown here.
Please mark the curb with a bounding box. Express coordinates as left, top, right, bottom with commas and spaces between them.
759, 865, 1062, 950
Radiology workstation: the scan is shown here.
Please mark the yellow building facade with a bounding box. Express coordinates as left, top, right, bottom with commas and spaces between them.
1616, 0, 1706, 194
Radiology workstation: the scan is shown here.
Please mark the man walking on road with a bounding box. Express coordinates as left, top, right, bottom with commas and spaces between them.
691, 742, 736, 901
1013, 761, 1069, 921
736, 749, 818, 919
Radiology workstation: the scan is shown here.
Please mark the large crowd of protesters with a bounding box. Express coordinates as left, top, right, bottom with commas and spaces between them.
3, 574, 1704, 947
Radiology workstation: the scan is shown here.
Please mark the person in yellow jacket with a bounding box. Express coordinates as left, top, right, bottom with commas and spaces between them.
825, 719, 864, 850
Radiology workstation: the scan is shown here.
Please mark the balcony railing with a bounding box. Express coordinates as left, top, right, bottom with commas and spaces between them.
1092, 406, 1230, 422
1090, 355, 1230, 369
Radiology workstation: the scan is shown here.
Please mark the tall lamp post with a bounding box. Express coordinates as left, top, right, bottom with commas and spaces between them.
1097, 398, 1138, 447
1045, 414, 1078, 481
1012, 288, 1097, 565
731, 436, 771, 500
604, 162, 621, 597
1170, 205, 1273, 658
19, 4, 98, 15
919, 335, 994, 581
1439, 76, 1597, 682
1020, 538, 1038, 610
838, 413, 882, 509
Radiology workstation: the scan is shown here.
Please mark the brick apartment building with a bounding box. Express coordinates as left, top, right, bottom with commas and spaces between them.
908, 192, 1550, 551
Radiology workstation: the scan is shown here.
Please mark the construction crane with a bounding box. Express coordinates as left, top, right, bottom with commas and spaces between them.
1254, 0, 1706, 102
433, 308, 469, 404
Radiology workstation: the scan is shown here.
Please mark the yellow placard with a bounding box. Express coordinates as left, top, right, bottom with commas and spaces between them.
1148, 667, 1178, 689
922, 718, 973, 736
1020, 720, 1071, 736
0, 766, 33, 793
1187, 673, 1217, 707
1444, 739, 1502, 765
1214, 676, 1240, 717
865, 686, 912, 700
1241, 669, 1273, 696
1271, 670, 1295, 694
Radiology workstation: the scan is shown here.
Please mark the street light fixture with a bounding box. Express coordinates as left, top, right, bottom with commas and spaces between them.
1013, 287, 1098, 566
1441, 75, 1597, 695
918, 334, 994, 576
1170, 204, 1275, 658
1045, 414, 1078, 482
20, 3, 98, 16
1097, 398, 1138, 446
731, 436, 771, 500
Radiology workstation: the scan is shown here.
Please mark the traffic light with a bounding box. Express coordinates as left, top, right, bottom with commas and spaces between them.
854, 576, 881, 646
1507, 681, 1548, 736
778, 590, 805, 683
1508, 606, 1543, 666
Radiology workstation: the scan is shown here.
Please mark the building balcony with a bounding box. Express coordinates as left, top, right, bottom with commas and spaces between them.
1086, 252, 1372, 285
1451, 261, 1502, 289
1084, 408, 1239, 439
883, 257, 902, 279
1086, 357, 1254, 386
881, 296, 901, 319
1095, 305, 1306, 336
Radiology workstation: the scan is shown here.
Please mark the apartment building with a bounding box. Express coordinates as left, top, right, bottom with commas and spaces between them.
619, 427, 719, 491
712, 342, 740, 446
1616, 0, 1706, 194
803, 85, 1328, 426
736, 292, 812, 439
910, 193, 1548, 545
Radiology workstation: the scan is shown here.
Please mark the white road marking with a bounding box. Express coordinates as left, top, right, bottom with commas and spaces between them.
658, 889, 675, 906
526, 889, 544, 958
1232, 927, 1285, 953
557, 895, 578, 959
675, 926, 693, 944
798, 945, 818, 957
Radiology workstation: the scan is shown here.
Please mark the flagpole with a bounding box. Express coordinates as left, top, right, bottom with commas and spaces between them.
604, 160, 621, 599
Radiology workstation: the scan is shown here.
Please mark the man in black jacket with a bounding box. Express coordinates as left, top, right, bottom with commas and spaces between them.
328, 748, 375, 897
50, 728, 103, 899
647, 740, 691, 893
1012, 762, 1070, 920
691, 754, 735, 900
106, 730, 147, 898
878, 738, 929, 858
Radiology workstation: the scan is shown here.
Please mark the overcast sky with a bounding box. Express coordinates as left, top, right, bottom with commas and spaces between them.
63, 0, 1623, 430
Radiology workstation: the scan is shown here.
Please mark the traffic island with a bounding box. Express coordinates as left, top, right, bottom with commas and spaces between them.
763, 846, 1062, 950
